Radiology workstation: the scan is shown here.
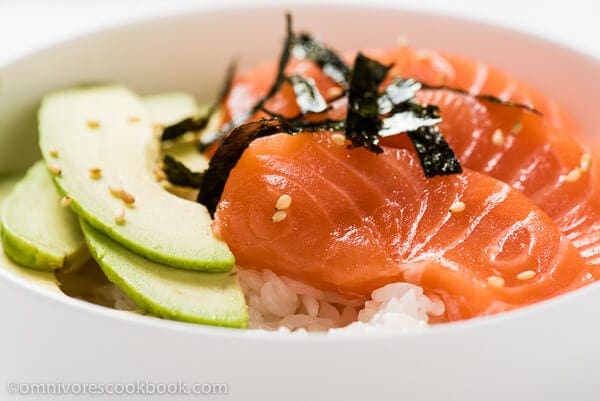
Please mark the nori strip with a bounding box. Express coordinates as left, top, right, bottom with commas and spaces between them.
161, 117, 208, 142
198, 119, 287, 216
378, 78, 422, 114
421, 83, 542, 116
408, 125, 462, 177
162, 155, 204, 188
162, 59, 238, 142
290, 32, 351, 86
288, 75, 328, 114
344, 53, 391, 153
199, 13, 294, 150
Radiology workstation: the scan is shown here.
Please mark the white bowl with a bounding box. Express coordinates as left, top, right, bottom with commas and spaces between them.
1, 5, 599, 401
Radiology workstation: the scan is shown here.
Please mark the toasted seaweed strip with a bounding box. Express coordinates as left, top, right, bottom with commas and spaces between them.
408, 125, 462, 177
378, 78, 422, 114
199, 119, 286, 216
420, 83, 542, 115
161, 117, 208, 141
291, 33, 351, 86
345, 53, 391, 153
162, 59, 238, 142
380, 110, 441, 137
199, 14, 294, 150
288, 75, 328, 114
163, 155, 204, 188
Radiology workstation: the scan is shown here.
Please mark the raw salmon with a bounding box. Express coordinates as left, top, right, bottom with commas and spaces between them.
222, 47, 600, 275
214, 132, 592, 321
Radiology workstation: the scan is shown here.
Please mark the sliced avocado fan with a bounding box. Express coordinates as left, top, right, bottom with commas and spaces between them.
38, 86, 234, 272
1, 161, 89, 271
80, 219, 248, 328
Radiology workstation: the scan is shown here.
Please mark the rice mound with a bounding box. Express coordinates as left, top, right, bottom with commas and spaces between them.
237, 267, 445, 333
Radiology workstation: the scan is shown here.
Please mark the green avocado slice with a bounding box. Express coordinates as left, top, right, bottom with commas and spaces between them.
80, 219, 248, 328
142, 91, 199, 126
1, 161, 89, 271
38, 86, 234, 272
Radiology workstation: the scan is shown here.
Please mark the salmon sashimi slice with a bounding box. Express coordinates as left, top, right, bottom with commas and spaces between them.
222, 47, 600, 275
214, 132, 592, 321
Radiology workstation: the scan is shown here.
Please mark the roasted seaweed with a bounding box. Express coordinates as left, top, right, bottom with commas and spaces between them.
161, 59, 238, 142
290, 32, 351, 86
199, 119, 286, 215
162, 155, 204, 188
344, 53, 391, 153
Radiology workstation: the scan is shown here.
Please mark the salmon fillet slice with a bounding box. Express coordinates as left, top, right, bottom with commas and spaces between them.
214, 133, 592, 321
222, 47, 600, 275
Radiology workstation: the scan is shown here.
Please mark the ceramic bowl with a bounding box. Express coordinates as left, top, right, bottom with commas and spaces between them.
1, 5, 599, 401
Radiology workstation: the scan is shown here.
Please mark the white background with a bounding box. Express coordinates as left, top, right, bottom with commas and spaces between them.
0, 0, 599, 64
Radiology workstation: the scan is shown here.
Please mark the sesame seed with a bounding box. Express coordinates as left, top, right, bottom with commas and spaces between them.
128, 116, 141, 123
271, 210, 287, 223
331, 133, 346, 146
275, 194, 292, 210
120, 189, 136, 205
516, 270, 536, 280
449, 201, 466, 213
48, 164, 62, 176
48, 148, 59, 158
60, 196, 72, 208
327, 86, 344, 98
487, 276, 505, 288
114, 208, 126, 225
87, 120, 100, 129
153, 164, 166, 181
152, 124, 164, 134
109, 185, 123, 198
510, 121, 523, 135
491, 128, 505, 146
580, 153, 592, 173
88, 167, 102, 179
564, 167, 582, 183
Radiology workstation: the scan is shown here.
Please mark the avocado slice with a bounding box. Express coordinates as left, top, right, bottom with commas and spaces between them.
1, 161, 89, 271
0, 171, 24, 204
142, 92, 199, 127
38, 86, 234, 272
80, 219, 248, 328
0, 172, 62, 291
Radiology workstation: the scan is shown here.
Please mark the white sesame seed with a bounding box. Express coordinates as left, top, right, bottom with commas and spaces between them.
60, 196, 72, 208
114, 208, 126, 225
128, 116, 141, 123
120, 189, 136, 205
564, 167, 582, 183
580, 153, 592, 173
331, 133, 346, 146
153, 164, 166, 181
449, 201, 466, 213
88, 167, 102, 179
516, 270, 536, 280
271, 210, 287, 223
109, 185, 123, 198
487, 276, 505, 288
275, 194, 292, 210
48, 164, 62, 176
491, 128, 505, 146
87, 120, 100, 129
510, 121, 523, 135
327, 86, 344, 98
49, 148, 59, 158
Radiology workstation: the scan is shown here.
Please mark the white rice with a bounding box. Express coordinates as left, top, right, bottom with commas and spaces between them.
64, 260, 445, 334
237, 267, 445, 333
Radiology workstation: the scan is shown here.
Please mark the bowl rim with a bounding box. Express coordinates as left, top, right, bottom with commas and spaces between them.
1, 3, 599, 341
